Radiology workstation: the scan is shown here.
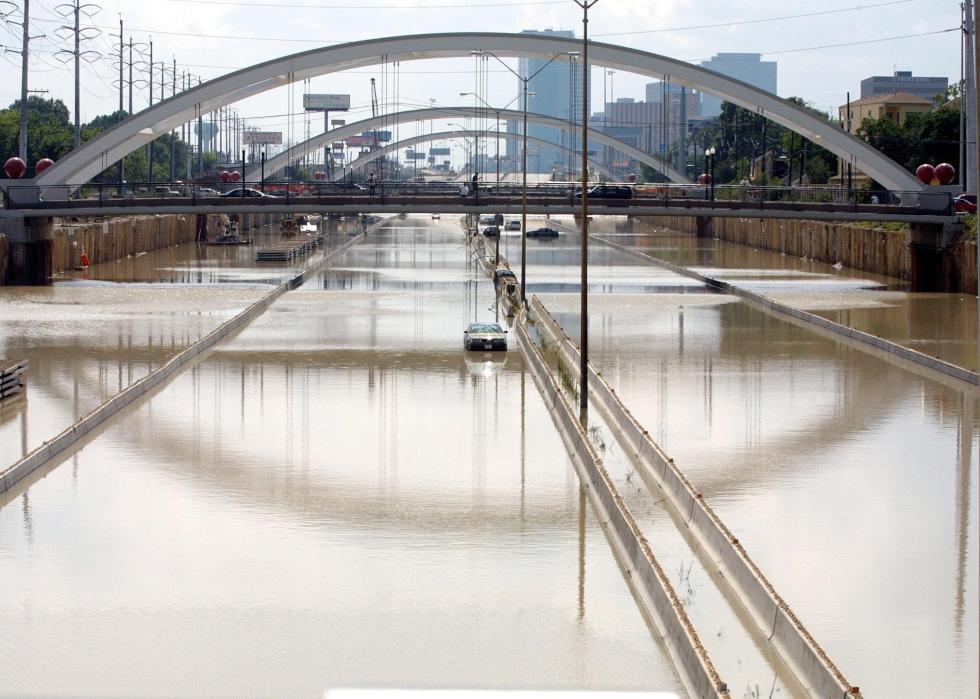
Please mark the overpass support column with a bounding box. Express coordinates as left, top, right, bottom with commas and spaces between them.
695, 216, 714, 238
907, 221, 961, 292
3, 217, 54, 286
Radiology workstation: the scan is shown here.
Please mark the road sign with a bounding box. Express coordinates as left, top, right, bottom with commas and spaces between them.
304, 94, 351, 111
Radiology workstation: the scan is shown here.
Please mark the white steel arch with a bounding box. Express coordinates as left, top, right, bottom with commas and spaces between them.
32, 32, 924, 193
338, 130, 616, 181
248, 106, 690, 183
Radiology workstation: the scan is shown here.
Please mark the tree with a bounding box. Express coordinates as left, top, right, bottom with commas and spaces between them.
0, 97, 73, 171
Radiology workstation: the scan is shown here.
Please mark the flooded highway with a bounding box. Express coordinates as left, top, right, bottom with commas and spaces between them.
0, 221, 355, 469
516, 223, 978, 698
0, 219, 683, 698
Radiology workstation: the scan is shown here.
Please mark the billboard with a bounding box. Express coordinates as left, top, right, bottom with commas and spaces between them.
362, 130, 391, 143
345, 135, 376, 147
243, 131, 282, 145
332, 142, 346, 152
303, 94, 351, 111
331, 119, 346, 128
429, 147, 451, 156
405, 150, 427, 160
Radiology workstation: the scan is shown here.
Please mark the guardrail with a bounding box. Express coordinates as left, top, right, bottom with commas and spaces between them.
529, 295, 863, 699
515, 311, 730, 699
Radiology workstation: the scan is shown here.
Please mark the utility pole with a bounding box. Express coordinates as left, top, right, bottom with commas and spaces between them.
18, 0, 30, 160
55, 0, 101, 151
170, 56, 176, 182
966, 0, 978, 195
146, 39, 153, 183
117, 16, 122, 112
197, 77, 204, 174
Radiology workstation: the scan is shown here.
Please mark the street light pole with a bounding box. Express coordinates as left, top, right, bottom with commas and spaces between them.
574, 0, 600, 414
473, 50, 578, 306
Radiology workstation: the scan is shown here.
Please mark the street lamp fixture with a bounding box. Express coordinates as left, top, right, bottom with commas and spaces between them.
705, 146, 717, 201
472, 48, 579, 307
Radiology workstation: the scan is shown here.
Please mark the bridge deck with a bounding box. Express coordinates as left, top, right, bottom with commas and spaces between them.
0, 193, 956, 224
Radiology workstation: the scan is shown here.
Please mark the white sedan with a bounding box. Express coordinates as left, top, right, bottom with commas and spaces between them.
463, 322, 508, 351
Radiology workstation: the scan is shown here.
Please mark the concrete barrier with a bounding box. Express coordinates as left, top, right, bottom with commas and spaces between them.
530, 296, 862, 699
0, 222, 385, 499
557, 220, 977, 391
515, 315, 730, 699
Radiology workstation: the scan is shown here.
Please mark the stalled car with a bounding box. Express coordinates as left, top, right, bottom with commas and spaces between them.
505, 220, 521, 231
463, 322, 508, 351
482, 226, 500, 237
526, 227, 559, 238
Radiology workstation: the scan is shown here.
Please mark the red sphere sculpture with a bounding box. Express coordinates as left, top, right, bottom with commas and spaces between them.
915, 163, 935, 185
218, 170, 231, 183
228, 170, 242, 183
934, 162, 956, 185
627, 173, 637, 184
316, 171, 327, 181
698, 173, 711, 185
35, 157, 55, 174
4, 157, 26, 179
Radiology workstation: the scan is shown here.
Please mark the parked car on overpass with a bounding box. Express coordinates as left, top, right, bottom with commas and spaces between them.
954, 194, 976, 214
220, 188, 277, 198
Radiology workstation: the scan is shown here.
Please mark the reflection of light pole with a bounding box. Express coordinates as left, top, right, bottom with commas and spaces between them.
574, 0, 600, 414
474, 49, 579, 305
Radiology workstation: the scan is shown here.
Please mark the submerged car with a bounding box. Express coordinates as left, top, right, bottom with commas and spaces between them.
526, 227, 559, 238
463, 322, 508, 351
482, 226, 500, 237
505, 220, 521, 231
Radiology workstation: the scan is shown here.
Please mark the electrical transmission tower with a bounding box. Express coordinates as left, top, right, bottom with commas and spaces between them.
54, 0, 102, 150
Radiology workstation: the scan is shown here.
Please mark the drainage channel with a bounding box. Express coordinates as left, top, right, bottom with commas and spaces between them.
0, 219, 387, 499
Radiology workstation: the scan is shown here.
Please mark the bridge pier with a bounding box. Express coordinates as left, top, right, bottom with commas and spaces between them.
2, 217, 53, 286
695, 216, 714, 238
907, 221, 962, 292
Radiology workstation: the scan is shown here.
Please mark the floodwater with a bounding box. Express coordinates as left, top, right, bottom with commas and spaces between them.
0, 219, 683, 698
589, 218, 979, 372
518, 226, 978, 698
0, 221, 355, 470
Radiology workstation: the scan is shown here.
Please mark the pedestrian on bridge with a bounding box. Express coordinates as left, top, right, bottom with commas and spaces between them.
368, 173, 378, 197
459, 183, 469, 197
471, 172, 479, 198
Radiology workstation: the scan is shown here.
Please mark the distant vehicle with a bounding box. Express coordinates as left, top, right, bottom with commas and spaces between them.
196, 187, 219, 196
482, 226, 500, 237
526, 227, 559, 238
954, 194, 976, 214
493, 268, 518, 296
505, 220, 521, 231
220, 188, 277, 198
479, 214, 496, 225
153, 186, 181, 197
463, 322, 508, 351
573, 184, 634, 200
432, 213, 441, 220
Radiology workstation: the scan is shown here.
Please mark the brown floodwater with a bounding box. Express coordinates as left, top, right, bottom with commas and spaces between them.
515, 226, 977, 699
0, 219, 684, 698
0, 221, 357, 470
588, 218, 979, 372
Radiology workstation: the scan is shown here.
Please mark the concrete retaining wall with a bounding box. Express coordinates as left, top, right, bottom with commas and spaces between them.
0, 222, 381, 499
530, 296, 862, 699
0, 234, 6, 282
515, 315, 730, 699
586, 230, 979, 390
651, 215, 977, 295
50, 215, 200, 274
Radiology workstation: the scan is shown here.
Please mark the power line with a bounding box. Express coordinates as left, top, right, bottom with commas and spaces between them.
594, 0, 919, 38
167, 0, 567, 8
761, 27, 958, 56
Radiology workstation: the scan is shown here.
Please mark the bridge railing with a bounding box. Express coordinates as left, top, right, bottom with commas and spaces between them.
2, 179, 952, 215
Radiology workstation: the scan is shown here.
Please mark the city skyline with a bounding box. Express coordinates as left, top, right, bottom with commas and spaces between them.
0, 0, 967, 169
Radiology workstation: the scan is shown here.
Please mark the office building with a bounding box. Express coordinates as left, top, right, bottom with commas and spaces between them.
699, 53, 777, 118
507, 29, 584, 175
860, 70, 948, 103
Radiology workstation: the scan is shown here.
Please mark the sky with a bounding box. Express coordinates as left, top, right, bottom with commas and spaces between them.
0, 0, 967, 166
